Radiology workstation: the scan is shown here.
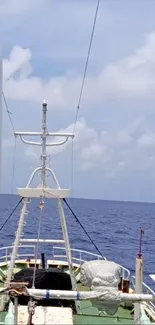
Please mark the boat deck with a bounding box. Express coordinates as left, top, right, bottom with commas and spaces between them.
75, 283, 134, 324
0, 261, 134, 324
18, 306, 73, 324
0, 245, 153, 324
75, 305, 133, 324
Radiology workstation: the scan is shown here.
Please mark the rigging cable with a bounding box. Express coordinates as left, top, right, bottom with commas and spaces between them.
2, 92, 15, 133
70, 139, 74, 200
71, 0, 100, 198
0, 197, 23, 232
32, 200, 44, 288
73, 0, 101, 133
63, 198, 103, 258
2, 92, 17, 192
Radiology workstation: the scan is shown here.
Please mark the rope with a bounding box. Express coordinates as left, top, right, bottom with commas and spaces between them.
2, 91, 17, 193
63, 198, 103, 258
2, 92, 15, 134
41, 190, 103, 258
32, 200, 44, 288
29, 202, 44, 325
73, 0, 101, 133
71, 138, 74, 200
0, 197, 23, 232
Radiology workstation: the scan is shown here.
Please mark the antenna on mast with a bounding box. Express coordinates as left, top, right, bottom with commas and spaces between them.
138, 227, 144, 259
41, 100, 47, 188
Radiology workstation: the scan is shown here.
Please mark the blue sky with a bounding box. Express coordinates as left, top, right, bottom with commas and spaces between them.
1, 0, 155, 202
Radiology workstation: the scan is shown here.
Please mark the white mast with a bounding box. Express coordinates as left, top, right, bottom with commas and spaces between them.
0, 101, 81, 313
0, 52, 2, 192
41, 100, 47, 188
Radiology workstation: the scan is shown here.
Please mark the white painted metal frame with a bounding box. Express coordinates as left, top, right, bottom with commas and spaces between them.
0, 244, 104, 267
0, 245, 35, 263
132, 275, 155, 310
20, 239, 65, 244
134, 257, 143, 324
149, 274, 155, 282
0, 242, 130, 282
0, 100, 82, 312
20, 289, 155, 303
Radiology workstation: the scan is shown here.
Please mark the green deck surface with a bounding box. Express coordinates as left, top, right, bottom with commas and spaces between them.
75, 301, 133, 324
75, 283, 134, 324
0, 262, 136, 324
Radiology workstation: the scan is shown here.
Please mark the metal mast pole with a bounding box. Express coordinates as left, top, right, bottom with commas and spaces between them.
0, 52, 2, 192
0, 100, 81, 313
41, 100, 47, 188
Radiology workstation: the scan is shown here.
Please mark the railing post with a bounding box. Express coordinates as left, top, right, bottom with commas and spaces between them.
80, 251, 82, 265
14, 297, 18, 324
5, 248, 7, 263
34, 246, 36, 260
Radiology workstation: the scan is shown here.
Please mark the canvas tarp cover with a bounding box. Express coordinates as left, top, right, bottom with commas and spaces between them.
80, 260, 122, 315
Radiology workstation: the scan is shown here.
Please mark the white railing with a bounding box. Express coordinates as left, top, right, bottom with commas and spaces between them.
0, 245, 36, 263
132, 276, 155, 310
53, 246, 105, 264
119, 265, 130, 280
52, 246, 130, 280
0, 244, 105, 265
0, 242, 130, 281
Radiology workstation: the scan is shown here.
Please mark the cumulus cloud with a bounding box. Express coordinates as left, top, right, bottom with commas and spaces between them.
137, 131, 155, 149
23, 116, 155, 178
0, 0, 41, 19
3, 31, 155, 109
3, 46, 32, 80
0, 0, 45, 32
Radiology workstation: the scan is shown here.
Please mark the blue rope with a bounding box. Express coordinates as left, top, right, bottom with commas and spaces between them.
46, 289, 50, 300
77, 292, 80, 300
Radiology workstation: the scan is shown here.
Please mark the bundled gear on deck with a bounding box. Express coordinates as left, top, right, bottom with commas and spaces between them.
11, 267, 75, 309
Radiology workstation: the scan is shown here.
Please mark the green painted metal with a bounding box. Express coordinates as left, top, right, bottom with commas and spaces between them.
4, 302, 14, 325
75, 283, 134, 324
0, 262, 150, 325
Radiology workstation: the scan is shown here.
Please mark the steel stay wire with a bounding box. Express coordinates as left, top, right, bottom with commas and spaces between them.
63, 198, 103, 258
0, 197, 23, 232
73, 0, 101, 133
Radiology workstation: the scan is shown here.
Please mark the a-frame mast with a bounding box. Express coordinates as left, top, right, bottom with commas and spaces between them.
0, 101, 81, 313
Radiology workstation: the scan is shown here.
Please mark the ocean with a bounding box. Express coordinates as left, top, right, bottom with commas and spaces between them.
0, 194, 154, 290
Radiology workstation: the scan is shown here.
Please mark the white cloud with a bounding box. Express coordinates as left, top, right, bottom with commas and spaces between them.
137, 131, 155, 149
2, 137, 14, 149
3, 31, 155, 110
0, 1, 43, 32
3, 46, 32, 80
0, 0, 33, 15
23, 116, 155, 178
0, 0, 42, 23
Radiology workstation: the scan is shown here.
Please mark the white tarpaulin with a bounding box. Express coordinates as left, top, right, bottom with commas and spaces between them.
80, 260, 122, 315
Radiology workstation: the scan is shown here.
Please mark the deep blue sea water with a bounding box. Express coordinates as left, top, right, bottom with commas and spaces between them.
0, 194, 154, 290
